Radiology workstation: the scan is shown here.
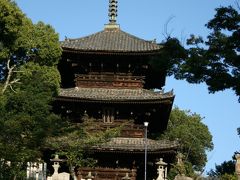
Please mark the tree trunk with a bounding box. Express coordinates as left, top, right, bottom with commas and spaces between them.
13, 175, 17, 180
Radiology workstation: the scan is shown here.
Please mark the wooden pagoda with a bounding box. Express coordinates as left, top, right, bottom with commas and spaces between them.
55, 1, 178, 179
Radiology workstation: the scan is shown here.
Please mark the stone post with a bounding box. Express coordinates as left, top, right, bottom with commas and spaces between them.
235, 154, 240, 180
122, 173, 131, 180
85, 172, 94, 180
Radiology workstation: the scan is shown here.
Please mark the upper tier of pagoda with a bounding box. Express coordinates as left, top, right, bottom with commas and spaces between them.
59, 0, 168, 89
61, 0, 161, 55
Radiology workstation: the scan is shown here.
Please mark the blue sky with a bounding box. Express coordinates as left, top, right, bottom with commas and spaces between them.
16, 0, 240, 173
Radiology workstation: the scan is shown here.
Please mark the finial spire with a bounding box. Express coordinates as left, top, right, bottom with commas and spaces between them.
109, 0, 118, 24
105, 0, 119, 29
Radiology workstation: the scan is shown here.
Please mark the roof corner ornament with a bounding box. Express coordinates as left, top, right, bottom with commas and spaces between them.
109, 0, 118, 24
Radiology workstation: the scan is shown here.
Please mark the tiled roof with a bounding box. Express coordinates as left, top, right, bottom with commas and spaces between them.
57, 87, 174, 103
61, 28, 161, 54
93, 137, 179, 152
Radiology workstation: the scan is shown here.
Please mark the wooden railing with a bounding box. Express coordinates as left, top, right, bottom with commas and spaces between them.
75, 73, 145, 88
85, 120, 145, 138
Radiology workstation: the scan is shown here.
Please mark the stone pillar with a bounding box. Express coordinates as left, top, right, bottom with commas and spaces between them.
236, 154, 240, 180
122, 173, 131, 180
52, 162, 60, 176
85, 172, 94, 180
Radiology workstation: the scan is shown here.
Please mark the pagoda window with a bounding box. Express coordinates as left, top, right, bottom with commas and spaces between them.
103, 108, 114, 123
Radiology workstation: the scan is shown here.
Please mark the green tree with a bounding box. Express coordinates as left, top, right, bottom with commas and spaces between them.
151, 5, 240, 101
0, 62, 61, 179
0, 0, 62, 179
0, 0, 24, 59
208, 158, 237, 180
0, 0, 61, 85
46, 117, 120, 179
161, 108, 213, 175
170, 5, 240, 102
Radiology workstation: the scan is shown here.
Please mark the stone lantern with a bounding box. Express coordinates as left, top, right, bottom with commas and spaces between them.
50, 154, 64, 177
156, 158, 167, 180
85, 172, 94, 180
235, 154, 240, 180
122, 173, 131, 180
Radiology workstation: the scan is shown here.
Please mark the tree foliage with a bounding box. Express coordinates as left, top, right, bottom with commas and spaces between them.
150, 37, 187, 76
208, 160, 236, 177
0, 0, 61, 80
161, 108, 213, 173
0, 0, 24, 57
0, 0, 62, 178
181, 5, 240, 98
156, 5, 240, 102
190, 5, 239, 99
208, 156, 237, 180
0, 62, 61, 179
46, 117, 120, 178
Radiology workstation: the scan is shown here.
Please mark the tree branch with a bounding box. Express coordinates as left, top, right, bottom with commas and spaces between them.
235, 0, 240, 11
1, 59, 19, 94
162, 15, 175, 39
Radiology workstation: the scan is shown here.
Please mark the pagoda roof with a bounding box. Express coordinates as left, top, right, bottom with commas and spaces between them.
61, 27, 162, 55
92, 137, 179, 153
57, 87, 174, 104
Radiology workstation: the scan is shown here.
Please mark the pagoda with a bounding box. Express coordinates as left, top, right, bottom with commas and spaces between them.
55, 1, 178, 179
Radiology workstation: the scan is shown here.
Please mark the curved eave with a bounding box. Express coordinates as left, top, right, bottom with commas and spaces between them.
61, 47, 162, 56
90, 137, 180, 154
60, 28, 162, 55
55, 95, 175, 105
90, 148, 178, 154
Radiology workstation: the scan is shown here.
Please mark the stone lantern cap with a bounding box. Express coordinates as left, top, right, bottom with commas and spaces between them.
156, 158, 167, 166
50, 154, 65, 162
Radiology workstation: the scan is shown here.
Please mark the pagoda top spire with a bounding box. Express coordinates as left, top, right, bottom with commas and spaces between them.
108, 0, 118, 24
105, 0, 119, 29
